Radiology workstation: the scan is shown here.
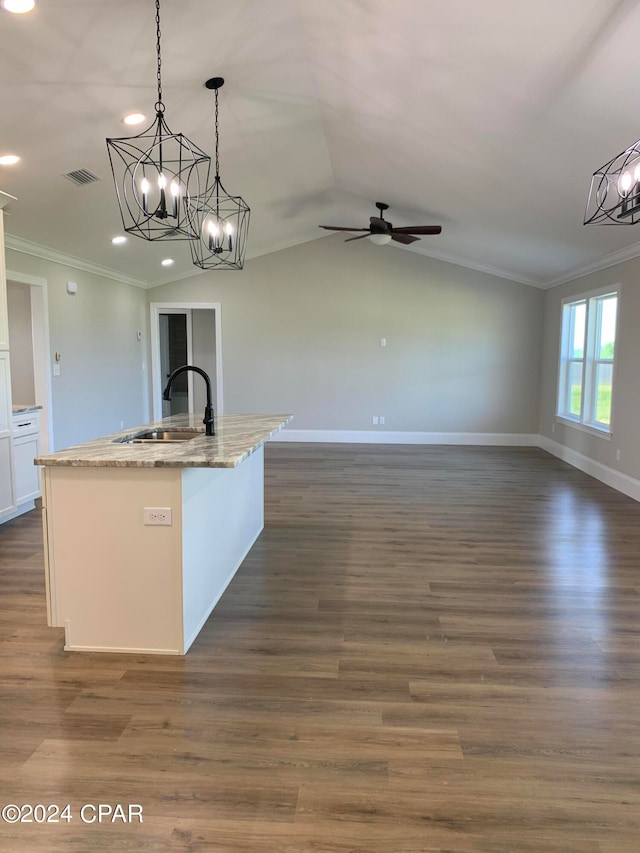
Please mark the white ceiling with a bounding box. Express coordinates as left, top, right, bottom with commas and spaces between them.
2, 0, 640, 288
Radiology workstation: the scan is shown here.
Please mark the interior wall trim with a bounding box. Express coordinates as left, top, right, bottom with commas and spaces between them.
273, 429, 539, 446
537, 435, 640, 503
4, 234, 147, 289
544, 240, 640, 289
272, 430, 640, 503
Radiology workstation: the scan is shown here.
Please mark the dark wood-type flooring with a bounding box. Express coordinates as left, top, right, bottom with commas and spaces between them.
1, 444, 640, 851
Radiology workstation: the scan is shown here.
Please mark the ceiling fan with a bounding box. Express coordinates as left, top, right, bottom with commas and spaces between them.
319, 202, 442, 245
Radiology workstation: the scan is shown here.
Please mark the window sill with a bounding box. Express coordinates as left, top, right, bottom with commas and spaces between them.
555, 416, 612, 440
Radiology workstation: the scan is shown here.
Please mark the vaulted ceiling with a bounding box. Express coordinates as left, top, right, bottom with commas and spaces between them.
1, 0, 639, 287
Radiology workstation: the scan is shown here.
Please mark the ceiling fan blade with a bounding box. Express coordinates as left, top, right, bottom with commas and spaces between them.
319, 226, 369, 232
344, 233, 372, 242
391, 225, 442, 235
391, 233, 420, 245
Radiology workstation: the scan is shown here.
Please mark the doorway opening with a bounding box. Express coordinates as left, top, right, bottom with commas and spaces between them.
6, 271, 54, 454
150, 302, 222, 422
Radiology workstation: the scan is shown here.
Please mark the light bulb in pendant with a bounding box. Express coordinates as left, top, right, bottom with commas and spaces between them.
157, 173, 167, 216
140, 177, 150, 215
170, 180, 180, 218
225, 221, 233, 251
207, 219, 219, 251
619, 171, 632, 196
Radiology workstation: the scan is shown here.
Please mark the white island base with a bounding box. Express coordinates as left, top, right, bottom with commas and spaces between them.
42, 446, 264, 655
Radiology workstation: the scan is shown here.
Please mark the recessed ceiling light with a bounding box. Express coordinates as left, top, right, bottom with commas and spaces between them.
111, 235, 127, 245
1, 0, 35, 13
161, 258, 174, 266
122, 112, 146, 126
0, 154, 20, 166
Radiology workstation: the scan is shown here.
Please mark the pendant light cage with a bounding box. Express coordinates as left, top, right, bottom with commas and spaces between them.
106, 0, 211, 241
585, 140, 640, 226
191, 77, 250, 270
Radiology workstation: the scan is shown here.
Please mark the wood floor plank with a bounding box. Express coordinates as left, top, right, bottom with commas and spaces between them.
2, 443, 640, 850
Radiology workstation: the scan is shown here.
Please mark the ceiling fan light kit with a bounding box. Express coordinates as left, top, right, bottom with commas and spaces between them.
368, 233, 392, 245
106, 0, 210, 242
584, 140, 640, 225
320, 201, 442, 246
190, 77, 250, 270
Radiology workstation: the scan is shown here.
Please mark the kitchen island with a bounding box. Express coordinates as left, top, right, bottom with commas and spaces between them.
35, 413, 291, 654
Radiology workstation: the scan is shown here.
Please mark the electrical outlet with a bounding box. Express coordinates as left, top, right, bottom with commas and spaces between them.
144, 507, 172, 526
372, 416, 379, 425
551, 423, 555, 433
379, 416, 385, 425
616, 449, 621, 461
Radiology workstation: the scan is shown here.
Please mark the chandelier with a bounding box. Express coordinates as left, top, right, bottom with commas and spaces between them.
106, 0, 210, 241
584, 140, 640, 226
190, 78, 250, 270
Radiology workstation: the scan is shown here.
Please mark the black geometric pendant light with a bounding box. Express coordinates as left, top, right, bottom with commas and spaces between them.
106, 0, 210, 241
190, 78, 250, 270
584, 139, 640, 226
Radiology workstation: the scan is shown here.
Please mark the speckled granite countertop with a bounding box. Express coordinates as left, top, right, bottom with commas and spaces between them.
12, 404, 43, 414
34, 413, 292, 469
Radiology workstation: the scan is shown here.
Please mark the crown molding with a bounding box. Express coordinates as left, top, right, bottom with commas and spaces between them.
145, 233, 323, 288
0, 190, 17, 211
544, 240, 640, 289
390, 241, 543, 288
4, 233, 148, 289
11, 226, 640, 294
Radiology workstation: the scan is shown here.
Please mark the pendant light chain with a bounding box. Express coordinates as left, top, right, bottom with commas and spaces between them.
214, 87, 220, 177
155, 0, 164, 113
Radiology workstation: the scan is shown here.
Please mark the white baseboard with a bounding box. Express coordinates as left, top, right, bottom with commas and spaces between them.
0, 500, 35, 525
537, 435, 640, 503
273, 429, 539, 446
271, 429, 640, 503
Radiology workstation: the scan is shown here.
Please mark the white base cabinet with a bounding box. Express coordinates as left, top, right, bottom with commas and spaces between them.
13, 434, 40, 504
0, 408, 41, 523
42, 446, 264, 654
0, 352, 14, 520
0, 436, 13, 516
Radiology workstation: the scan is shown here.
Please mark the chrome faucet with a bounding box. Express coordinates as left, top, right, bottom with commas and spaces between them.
162, 365, 215, 436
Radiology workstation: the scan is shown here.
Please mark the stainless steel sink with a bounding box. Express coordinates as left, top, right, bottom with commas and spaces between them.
114, 429, 201, 444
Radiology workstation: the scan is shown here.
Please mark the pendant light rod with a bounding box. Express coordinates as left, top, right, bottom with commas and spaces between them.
205, 77, 224, 178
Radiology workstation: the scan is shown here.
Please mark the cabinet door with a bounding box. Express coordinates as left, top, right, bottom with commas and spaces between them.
0, 435, 14, 516
0, 352, 10, 435
0, 211, 8, 351
13, 434, 40, 504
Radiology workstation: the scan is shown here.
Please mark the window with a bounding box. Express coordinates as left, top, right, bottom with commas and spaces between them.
557, 287, 618, 433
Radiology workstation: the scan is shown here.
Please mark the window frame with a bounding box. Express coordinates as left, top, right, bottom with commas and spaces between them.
556, 284, 620, 438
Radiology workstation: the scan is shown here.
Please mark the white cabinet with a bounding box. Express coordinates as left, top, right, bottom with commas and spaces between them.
0, 351, 10, 434
0, 436, 13, 516
0, 351, 13, 519
13, 434, 40, 504
11, 411, 40, 505
0, 209, 9, 351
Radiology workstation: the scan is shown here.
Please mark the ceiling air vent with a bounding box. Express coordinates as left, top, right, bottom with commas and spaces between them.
62, 168, 100, 187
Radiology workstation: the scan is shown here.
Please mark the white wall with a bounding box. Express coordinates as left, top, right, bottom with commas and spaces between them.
191, 309, 216, 416
149, 235, 544, 435
539, 256, 640, 481
5, 249, 148, 449
6, 281, 35, 405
